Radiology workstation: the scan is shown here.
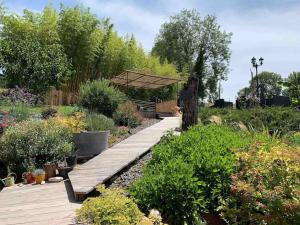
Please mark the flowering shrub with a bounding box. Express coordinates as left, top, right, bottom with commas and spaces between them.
52, 112, 86, 133
220, 141, 300, 225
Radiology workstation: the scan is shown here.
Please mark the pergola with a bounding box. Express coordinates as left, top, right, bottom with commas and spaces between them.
110, 70, 185, 117
110, 70, 184, 90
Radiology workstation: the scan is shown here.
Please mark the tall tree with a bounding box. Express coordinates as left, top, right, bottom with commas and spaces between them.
0, 6, 71, 93
238, 71, 282, 99
282, 72, 300, 105
152, 9, 232, 99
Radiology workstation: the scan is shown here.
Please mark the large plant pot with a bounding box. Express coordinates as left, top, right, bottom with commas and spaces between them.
74, 131, 110, 157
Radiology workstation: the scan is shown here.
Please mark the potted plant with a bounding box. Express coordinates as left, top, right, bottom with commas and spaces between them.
34, 169, 45, 184
22, 165, 36, 184
73, 113, 113, 157
43, 162, 56, 180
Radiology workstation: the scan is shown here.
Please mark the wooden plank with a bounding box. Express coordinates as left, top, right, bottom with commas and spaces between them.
0, 180, 80, 225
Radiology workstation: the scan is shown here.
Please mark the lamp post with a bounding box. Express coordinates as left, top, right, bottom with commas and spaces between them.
251, 57, 264, 98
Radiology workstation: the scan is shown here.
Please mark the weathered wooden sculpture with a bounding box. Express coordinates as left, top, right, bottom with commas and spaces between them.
179, 76, 199, 131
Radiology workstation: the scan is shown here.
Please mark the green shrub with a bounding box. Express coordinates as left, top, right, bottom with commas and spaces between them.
113, 101, 143, 128
0, 120, 74, 175
78, 79, 124, 117
199, 107, 300, 134
130, 125, 250, 225
77, 185, 144, 225
86, 113, 116, 132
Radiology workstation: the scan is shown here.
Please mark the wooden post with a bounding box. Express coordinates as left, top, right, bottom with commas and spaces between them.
179, 76, 199, 131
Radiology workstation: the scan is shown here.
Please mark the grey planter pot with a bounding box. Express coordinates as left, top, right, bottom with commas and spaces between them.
74, 131, 110, 157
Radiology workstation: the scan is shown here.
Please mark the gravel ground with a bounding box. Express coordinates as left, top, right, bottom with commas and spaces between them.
107, 151, 152, 189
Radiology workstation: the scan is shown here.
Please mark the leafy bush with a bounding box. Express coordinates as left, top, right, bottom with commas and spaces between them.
0, 120, 74, 175
86, 113, 116, 132
113, 101, 143, 128
199, 107, 300, 134
130, 125, 249, 224
78, 79, 124, 117
77, 185, 144, 225
220, 140, 300, 225
52, 112, 86, 133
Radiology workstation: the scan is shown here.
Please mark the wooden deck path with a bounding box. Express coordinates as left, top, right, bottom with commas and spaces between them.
0, 180, 80, 225
69, 117, 179, 199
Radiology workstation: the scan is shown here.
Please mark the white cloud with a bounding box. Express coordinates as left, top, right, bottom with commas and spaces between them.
219, 5, 300, 99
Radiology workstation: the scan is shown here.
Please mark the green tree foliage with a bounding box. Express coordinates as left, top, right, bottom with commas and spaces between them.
282, 72, 300, 105
55, 5, 180, 94
249, 71, 282, 98
0, 3, 179, 99
0, 6, 72, 94
152, 9, 232, 99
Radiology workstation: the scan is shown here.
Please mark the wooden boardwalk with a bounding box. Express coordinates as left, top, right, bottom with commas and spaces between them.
0, 181, 80, 225
69, 117, 179, 198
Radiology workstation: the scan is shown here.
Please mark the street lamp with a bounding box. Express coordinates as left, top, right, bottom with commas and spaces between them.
251, 57, 264, 98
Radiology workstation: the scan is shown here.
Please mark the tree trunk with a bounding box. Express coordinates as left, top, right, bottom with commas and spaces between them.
179, 76, 199, 131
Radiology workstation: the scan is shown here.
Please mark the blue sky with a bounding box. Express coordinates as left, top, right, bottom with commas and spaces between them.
3, 0, 300, 101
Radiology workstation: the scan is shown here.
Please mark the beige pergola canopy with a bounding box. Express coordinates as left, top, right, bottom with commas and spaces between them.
110, 70, 184, 89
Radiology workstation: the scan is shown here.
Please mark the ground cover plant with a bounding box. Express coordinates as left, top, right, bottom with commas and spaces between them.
199, 107, 300, 134
77, 185, 144, 225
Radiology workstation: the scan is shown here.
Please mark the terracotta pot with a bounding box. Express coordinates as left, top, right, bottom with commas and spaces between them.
43, 164, 56, 180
